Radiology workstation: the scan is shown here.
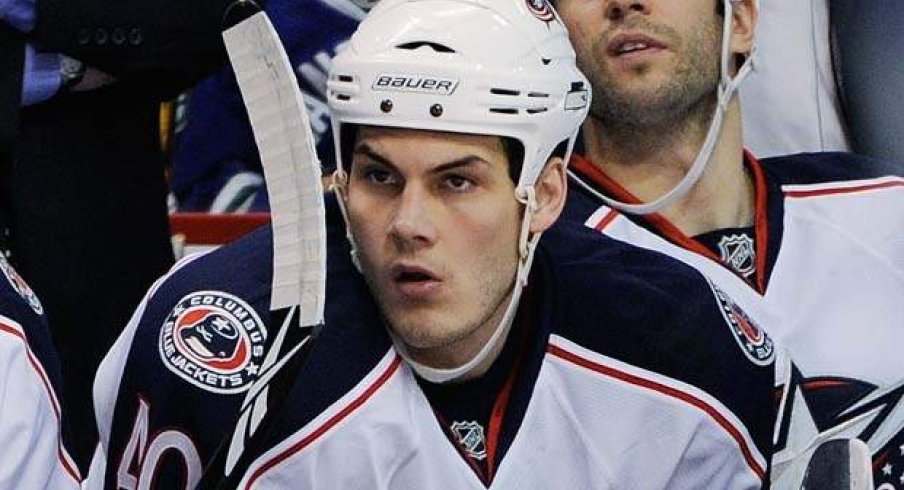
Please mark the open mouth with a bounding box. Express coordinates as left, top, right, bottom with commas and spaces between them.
395, 270, 435, 282
392, 264, 442, 298
392, 262, 439, 282
607, 33, 666, 57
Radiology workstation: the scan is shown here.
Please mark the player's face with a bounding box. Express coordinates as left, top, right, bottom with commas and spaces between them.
555, 0, 722, 127
344, 127, 521, 368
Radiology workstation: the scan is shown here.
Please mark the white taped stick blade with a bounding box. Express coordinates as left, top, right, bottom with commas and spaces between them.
222, 12, 326, 324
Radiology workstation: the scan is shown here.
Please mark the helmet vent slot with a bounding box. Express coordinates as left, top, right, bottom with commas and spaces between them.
527, 92, 549, 98
337, 75, 354, 82
490, 88, 521, 96
526, 108, 548, 114
489, 108, 519, 115
336, 94, 351, 101
396, 41, 455, 53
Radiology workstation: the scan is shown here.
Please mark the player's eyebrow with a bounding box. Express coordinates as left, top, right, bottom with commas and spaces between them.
353, 143, 491, 174
353, 143, 393, 168
431, 156, 491, 174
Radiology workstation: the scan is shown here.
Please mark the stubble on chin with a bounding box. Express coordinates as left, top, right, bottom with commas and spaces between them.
585, 17, 721, 133
383, 275, 515, 368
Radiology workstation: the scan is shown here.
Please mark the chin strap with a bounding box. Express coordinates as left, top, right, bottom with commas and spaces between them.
388, 185, 541, 384
331, 169, 364, 272
586, 0, 756, 216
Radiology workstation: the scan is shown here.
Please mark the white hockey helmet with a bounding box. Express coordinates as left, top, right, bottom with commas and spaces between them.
327, 0, 591, 192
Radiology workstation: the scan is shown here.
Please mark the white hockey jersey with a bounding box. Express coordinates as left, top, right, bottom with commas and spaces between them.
236, 339, 766, 490
85, 207, 778, 489
565, 151, 904, 488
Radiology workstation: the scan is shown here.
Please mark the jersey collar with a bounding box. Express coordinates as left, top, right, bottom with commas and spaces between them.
568, 151, 780, 294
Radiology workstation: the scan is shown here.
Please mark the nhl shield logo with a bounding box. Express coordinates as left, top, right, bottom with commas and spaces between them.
159, 291, 267, 394
717, 233, 755, 278
451, 421, 487, 460
709, 282, 774, 366
0, 256, 43, 315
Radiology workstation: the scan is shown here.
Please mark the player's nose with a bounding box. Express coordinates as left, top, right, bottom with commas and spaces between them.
388, 185, 437, 250
604, 0, 649, 21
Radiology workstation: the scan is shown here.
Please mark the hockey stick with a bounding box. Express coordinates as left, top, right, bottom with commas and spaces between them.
799, 438, 873, 490
196, 2, 326, 487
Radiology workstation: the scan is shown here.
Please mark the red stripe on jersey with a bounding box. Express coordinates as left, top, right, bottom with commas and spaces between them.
785, 179, 904, 199
592, 209, 619, 232
548, 343, 766, 481
0, 319, 82, 483
746, 152, 770, 293
801, 379, 851, 391
244, 355, 403, 489
570, 154, 720, 263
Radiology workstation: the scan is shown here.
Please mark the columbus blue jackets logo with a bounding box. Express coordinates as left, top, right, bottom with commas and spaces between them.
0, 256, 43, 315
709, 283, 774, 365
525, 0, 555, 23
159, 291, 267, 394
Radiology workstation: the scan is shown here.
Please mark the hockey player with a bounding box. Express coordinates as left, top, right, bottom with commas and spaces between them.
0, 254, 81, 488
85, 0, 780, 488
553, 0, 904, 486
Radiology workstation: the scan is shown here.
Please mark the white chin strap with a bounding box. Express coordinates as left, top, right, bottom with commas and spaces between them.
331, 169, 364, 272
576, 0, 756, 216
335, 174, 541, 384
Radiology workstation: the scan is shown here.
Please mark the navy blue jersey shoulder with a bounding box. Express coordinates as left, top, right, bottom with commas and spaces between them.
154, 225, 273, 308
106, 195, 391, 487
760, 151, 903, 185
107, 226, 273, 488
561, 175, 604, 225
536, 220, 776, 457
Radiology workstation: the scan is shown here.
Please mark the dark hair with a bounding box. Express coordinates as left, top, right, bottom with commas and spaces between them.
501, 137, 524, 183
502, 137, 571, 184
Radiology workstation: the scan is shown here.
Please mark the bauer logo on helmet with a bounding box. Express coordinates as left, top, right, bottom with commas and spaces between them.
373, 74, 459, 95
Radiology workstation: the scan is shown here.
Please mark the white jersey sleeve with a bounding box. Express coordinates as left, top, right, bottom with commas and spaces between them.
0, 314, 81, 489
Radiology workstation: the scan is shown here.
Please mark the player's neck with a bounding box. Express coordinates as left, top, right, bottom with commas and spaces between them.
583, 98, 753, 236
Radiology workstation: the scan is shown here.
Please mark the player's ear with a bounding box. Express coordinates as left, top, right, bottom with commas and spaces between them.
530, 157, 567, 234
730, 0, 757, 57
332, 168, 349, 199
